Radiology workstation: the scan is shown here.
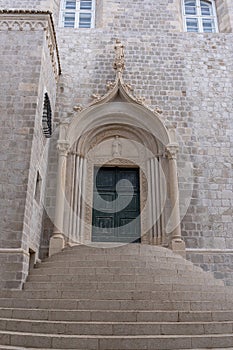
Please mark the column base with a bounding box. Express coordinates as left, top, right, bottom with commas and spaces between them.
49, 233, 65, 257
170, 238, 186, 259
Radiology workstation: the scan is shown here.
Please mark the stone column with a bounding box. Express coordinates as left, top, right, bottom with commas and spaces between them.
80, 157, 87, 244
146, 159, 153, 243
166, 144, 186, 257
49, 136, 69, 257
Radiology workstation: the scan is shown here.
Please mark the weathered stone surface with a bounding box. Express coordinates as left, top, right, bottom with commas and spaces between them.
0, 0, 233, 286
0, 245, 232, 349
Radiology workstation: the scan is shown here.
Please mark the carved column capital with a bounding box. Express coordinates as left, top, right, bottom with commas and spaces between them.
166, 143, 179, 160
57, 140, 69, 157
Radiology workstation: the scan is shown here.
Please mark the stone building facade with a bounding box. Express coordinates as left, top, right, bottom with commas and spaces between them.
0, 0, 233, 288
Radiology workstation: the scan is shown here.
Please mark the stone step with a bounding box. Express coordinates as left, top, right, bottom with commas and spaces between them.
52, 252, 180, 261
58, 246, 186, 262
49, 244, 181, 256
44, 245, 188, 259
0, 347, 232, 350
0, 347, 67, 350
1, 245, 232, 350
26, 276, 226, 289
35, 261, 211, 278
41, 247, 185, 258
27, 274, 202, 284
0, 347, 233, 350
0, 330, 233, 349
27, 272, 219, 284
24, 275, 222, 296
0, 308, 176, 322
0, 289, 232, 302
0, 283, 228, 297
2, 308, 233, 323
31, 263, 215, 275
28, 269, 224, 288
44, 254, 192, 265
1, 318, 233, 336
36, 257, 200, 272
1, 308, 233, 322
0, 298, 232, 311
31, 264, 205, 276
34, 263, 217, 282
22, 279, 225, 292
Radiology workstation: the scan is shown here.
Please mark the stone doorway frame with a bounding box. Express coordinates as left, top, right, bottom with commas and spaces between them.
49, 100, 185, 257
49, 40, 185, 257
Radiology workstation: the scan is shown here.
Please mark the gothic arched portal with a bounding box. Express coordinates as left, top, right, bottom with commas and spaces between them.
49, 41, 185, 257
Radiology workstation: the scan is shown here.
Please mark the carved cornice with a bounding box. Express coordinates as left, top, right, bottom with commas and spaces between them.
0, 9, 52, 14
0, 10, 61, 77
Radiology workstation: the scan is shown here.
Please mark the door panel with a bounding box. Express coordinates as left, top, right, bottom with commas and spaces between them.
96, 169, 115, 189
92, 167, 141, 242
95, 193, 115, 211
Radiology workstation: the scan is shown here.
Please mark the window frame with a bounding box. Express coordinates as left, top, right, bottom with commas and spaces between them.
59, 0, 96, 29
182, 0, 218, 33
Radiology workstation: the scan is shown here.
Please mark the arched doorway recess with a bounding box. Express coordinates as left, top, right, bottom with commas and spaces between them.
49, 40, 185, 257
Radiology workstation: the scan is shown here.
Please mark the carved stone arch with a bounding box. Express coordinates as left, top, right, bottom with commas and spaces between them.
51, 99, 185, 255
67, 101, 171, 151
74, 123, 160, 157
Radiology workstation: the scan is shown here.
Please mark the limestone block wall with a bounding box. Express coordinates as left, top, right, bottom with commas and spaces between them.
43, 0, 233, 283
0, 28, 44, 248
22, 28, 58, 260
0, 0, 232, 286
0, 12, 58, 288
0, 28, 43, 288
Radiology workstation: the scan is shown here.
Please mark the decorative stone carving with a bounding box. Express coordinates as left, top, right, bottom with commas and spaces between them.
122, 83, 134, 92
136, 96, 146, 105
92, 93, 102, 102
112, 136, 122, 157
166, 144, 179, 160
154, 106, 163, 114
113, 39, 125, 74
57, 140, 70, 157
0, 19, 47, 30
106, 81, 115, 91
71, 40, 165, 117
73, 104, 83, 112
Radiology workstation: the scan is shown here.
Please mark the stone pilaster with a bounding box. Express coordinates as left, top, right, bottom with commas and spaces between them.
49, 137, 69, 257
166, 144, 186, 257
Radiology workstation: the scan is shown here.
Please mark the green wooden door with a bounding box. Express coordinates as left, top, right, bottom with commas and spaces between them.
92, 167, 141, 242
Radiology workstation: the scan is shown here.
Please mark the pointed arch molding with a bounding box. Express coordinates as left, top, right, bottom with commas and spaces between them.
50, 42, 185, 257
66, 77, 171, 149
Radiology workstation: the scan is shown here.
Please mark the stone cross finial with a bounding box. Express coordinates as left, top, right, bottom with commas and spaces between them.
113, 39, 125, 74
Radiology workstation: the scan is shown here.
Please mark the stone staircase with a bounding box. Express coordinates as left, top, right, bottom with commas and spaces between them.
0, 244, 233, 349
